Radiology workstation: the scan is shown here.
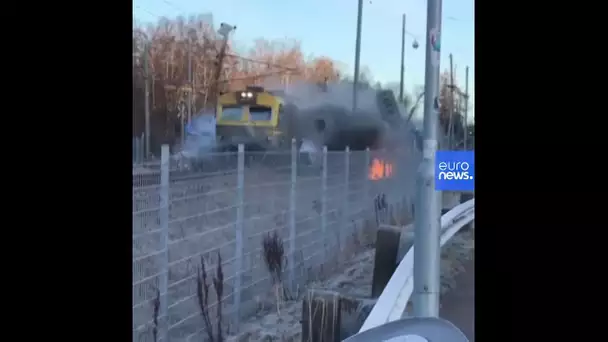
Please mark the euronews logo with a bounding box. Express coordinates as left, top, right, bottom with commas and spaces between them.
437, 161, 473, 180
435, 151, 474, 191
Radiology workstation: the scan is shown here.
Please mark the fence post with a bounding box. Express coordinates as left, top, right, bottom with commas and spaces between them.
137, 138, 142, 164
382, 149, 390, 201
159, 144, 170, 342
288, 138, 297, 291
364, 147, 371, 216
321, 146, 328, 260
341, 146, 350, 252
141, 132, 145, 161
234, 144, 245, 327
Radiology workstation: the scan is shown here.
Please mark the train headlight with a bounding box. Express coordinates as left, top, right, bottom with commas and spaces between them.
246, 92, 253, 98
241, 92, 247, 97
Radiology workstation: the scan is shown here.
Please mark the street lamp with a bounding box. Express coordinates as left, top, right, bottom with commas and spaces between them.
218, 23, 236, 38
399, 14, 422, 103
213, 22, 236, 112
352, 0, 364, 111
187, 28, 196, 124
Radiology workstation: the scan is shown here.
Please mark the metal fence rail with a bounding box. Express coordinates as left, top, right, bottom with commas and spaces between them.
133, 141, 421, 342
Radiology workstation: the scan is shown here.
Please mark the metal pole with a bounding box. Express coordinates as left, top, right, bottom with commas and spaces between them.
413, 0, 443, 319
158, 144, 170, 342
180, 101, 185, 147
352, 0, 363, 111
447, 53, 455, 150
399, 14, 406, 103
288, 138, 297, 290
463, 66, 470, 150
188, 37, 193, 123
214, 33, 231, 113
321, 146, 328, 260
234, 143, 245, 327
144, 42, 151, 158
341, 146, 350, 252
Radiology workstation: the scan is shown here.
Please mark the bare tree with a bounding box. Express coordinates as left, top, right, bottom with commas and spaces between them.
438, 70, 466, 146
133, 15, 342, 153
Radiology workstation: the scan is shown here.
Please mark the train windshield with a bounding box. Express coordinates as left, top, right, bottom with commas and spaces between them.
249, 106, 272, 121
220, 105, 244, 120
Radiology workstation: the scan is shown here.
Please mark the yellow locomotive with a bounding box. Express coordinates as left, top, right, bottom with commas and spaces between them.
216, 86, 298, 150
215, 85, 404, 155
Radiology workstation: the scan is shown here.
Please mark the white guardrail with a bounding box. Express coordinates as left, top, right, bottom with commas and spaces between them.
359, 198, 475, 332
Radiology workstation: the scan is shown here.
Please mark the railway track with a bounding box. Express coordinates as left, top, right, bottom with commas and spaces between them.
132, 152, 356, 188
132, 154, 243, 188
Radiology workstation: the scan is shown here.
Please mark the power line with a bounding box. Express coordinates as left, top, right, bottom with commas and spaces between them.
133, 32, 301, 72
161, 0, 182, 12
134, 5, 158, 19
446, 16, 473, 23
133, 0, 182, 21
225, 54, 300, 72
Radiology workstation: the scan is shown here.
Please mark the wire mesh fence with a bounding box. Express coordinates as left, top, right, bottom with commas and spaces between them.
133, 141, 421, 342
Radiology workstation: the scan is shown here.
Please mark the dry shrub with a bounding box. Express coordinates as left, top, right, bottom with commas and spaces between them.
262, 230, 291, 314
196, 252, 225, 342
152, 289, 160, 342
374, 193, 388, 226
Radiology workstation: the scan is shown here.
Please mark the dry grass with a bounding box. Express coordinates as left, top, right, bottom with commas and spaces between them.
303, 291, 340, 342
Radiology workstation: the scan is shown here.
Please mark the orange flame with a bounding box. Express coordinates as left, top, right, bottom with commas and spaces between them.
368, 158, 394, 180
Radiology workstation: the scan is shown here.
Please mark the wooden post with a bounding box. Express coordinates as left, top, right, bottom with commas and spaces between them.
371, 225, 402, 298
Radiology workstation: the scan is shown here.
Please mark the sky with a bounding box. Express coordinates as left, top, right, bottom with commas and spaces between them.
133, 0, 474, 122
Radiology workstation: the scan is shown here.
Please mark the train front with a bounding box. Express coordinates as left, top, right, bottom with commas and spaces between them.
215, 86, 284, 151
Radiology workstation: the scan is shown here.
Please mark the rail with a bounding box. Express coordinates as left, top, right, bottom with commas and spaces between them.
359, 198, 475, 333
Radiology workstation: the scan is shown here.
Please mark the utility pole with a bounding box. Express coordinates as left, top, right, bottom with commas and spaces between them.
352, 0, 363, 111
179, 100, 186, 146
447, 53, 455, 149
399, 14, 406, 103
463, 66, 470, 150
413, 0, 443, 319
214, 23, 236, 114
188, 38, 193, 124
188, 29, 195, 124
143, 42, 151, 158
